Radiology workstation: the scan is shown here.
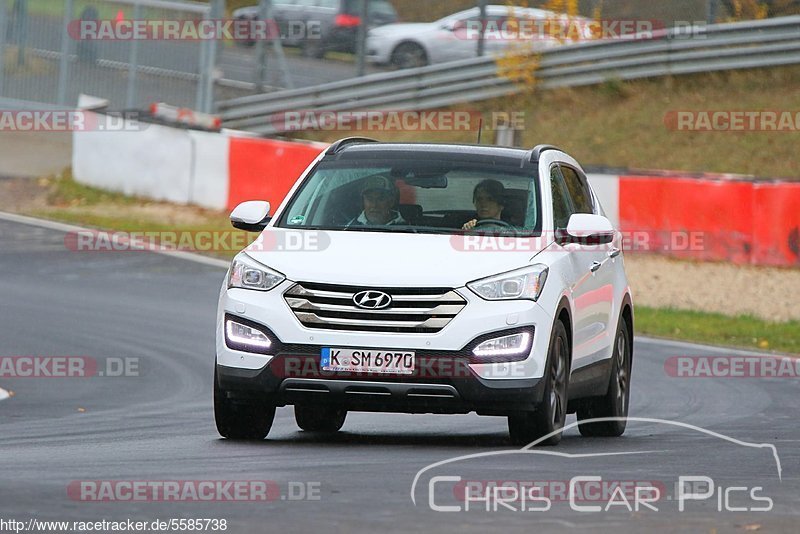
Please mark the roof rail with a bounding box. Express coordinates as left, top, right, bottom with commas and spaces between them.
528, 144, 563, 163
326, 137, 380, 155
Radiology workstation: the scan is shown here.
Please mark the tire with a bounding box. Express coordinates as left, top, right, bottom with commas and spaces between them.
390, 42, 428, 69
577, 317, 631, 437
214, 368, 275, 440
235, 17, 256, 47
302, 39, 326, 59
295, 404, 347, 433
508, 321, 570, 446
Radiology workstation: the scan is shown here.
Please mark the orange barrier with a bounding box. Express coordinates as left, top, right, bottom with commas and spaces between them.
619, 176, 800, 266
228, 136, 326, 211
752, 182, 800, 266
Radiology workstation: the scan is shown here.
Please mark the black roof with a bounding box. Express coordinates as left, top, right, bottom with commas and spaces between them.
326, 141, 563, 168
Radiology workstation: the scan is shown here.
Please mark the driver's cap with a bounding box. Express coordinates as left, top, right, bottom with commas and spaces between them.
362, 175, 398, 197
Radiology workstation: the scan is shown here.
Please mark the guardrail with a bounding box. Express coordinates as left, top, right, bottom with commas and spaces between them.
217, 16, 800, 135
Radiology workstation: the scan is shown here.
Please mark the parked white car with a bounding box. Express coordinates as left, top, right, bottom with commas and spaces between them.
215, 139, 634, 446
366, 4, 587, 68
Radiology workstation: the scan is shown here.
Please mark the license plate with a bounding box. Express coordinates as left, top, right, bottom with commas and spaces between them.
321, 348, 415, 375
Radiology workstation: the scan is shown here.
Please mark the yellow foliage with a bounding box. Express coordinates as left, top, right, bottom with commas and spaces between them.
495, 48, 539, 89
729, 0, 769, 19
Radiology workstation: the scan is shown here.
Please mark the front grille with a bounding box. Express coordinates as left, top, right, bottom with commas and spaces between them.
284, 282, 467, 333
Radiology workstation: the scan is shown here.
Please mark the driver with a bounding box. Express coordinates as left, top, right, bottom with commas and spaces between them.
348, 175, 407, 226
462, 179, 506, 230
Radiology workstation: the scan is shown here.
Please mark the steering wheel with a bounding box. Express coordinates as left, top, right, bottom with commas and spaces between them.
473, 218, 512, 229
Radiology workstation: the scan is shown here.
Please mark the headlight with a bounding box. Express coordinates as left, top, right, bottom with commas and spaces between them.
473, 331, 532, 359
225, 316, 272, 353
228, 253, 285, 292
467, 265, 548, 301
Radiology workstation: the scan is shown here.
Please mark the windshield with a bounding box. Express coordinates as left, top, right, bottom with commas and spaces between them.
343, 0, 398, 18
276, 158, 541, 236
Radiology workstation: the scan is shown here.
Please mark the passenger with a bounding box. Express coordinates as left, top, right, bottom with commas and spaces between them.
348, 175, 407, 226
462, 179, 506, 230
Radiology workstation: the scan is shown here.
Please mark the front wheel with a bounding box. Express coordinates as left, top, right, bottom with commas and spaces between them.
214, 368, 275, 440
302, 39, 326, 59
295, 404, 347, 433
508, 320, 570, 446
391, 42, 428, 69
577, 317, 631, 437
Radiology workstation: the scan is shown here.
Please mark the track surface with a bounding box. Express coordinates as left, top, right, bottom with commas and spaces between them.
0, 216, 798, 533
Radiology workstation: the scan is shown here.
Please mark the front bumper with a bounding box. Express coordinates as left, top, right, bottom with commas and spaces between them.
217, 356, 545, 416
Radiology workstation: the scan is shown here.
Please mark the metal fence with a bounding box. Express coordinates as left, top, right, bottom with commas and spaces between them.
0, 0, 220, 111
218, 15, 800, 135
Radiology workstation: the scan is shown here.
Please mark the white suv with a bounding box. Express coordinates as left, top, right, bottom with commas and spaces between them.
215, 139, 634, 446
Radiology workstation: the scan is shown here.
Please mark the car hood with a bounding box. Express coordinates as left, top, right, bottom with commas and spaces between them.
368, 22, 437, 38
244, 228, 551, 288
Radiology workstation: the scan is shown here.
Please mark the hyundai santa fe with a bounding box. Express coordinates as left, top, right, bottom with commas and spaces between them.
215, 139, 634, 446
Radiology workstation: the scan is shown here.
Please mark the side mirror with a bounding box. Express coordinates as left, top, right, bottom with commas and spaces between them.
558, 213, 615, 245
230, 201, 271, 232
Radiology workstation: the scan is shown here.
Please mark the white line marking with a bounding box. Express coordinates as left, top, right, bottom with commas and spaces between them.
0, 210, 230, 269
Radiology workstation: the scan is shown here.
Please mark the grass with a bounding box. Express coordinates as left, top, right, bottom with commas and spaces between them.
296, 65, 800, 179
45, 168, 139, 207
636, 306, 800, 355
33, 171, 254, 260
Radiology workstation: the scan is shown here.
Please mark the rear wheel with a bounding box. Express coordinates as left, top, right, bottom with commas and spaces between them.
391, 42, 428, 69
302, 39, 326, 59
508, 321, 570, 446
295, 404, 347, 433
577, 317, 631, 437
214, 368, 275, 440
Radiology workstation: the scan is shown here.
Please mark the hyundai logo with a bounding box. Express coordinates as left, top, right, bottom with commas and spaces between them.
353, 290, 392, 310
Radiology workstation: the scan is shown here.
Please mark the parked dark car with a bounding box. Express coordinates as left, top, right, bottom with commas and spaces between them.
233, 0, 398, 58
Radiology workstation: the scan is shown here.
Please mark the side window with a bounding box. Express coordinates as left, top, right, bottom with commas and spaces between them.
559, 165, 594, 214
550, 166, 574, 230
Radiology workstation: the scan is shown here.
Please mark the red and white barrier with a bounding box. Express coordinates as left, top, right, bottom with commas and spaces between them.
227, 134, 326, 211
72, 118, 800, 267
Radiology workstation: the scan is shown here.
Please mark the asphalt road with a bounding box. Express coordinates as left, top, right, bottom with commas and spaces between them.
0, 215, 798, 533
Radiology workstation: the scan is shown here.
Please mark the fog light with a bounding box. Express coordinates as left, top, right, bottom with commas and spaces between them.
473, 332, 532, 358
225, 318, 272, 352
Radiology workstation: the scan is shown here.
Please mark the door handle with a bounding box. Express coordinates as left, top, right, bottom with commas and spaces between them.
608, 247, 621, 259
590, 261, 603, 273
